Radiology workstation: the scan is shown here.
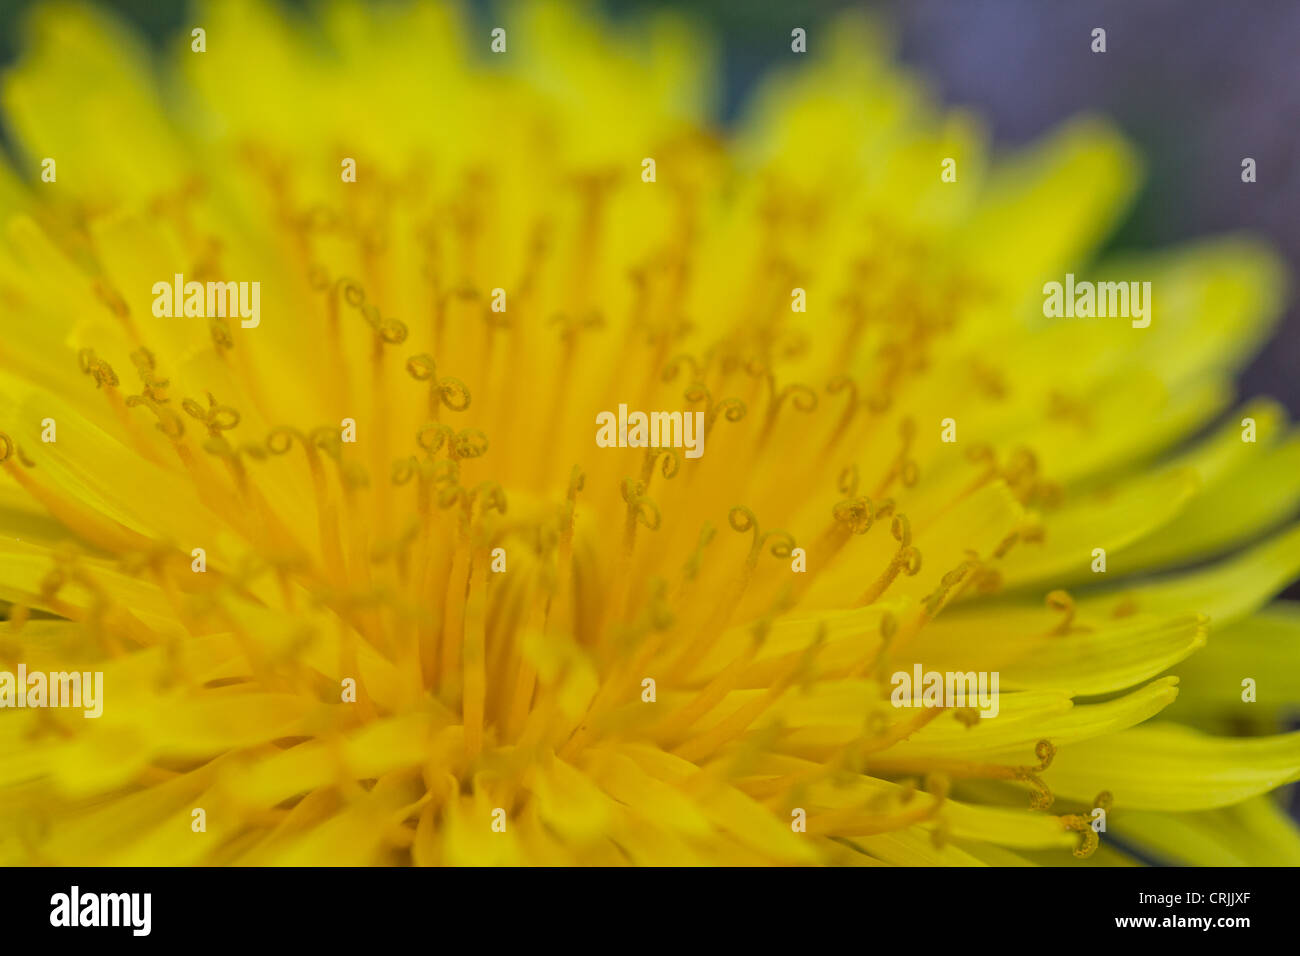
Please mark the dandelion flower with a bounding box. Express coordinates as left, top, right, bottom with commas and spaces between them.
0, 0, 1298, 867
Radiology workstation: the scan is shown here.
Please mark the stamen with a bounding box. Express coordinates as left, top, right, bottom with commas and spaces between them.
832, 494, 875, 536
873, 417, 920, 497
0, 432, 33, 468
867, 738, 1057, 810
182, 392, 241, 437
124, 393, 185, 438
1046, 590, 1078, 635
416, 423, 489, 461
660, 508, 790, 683
324, 274, 366, 321
390, 456, 419, 487
199, 434, 257, 494
684, 383, 747, 442
435, 481, 506, 699
747, 360, 819, 440
968, 358, 1007, 401
1019, 739, 1057, 810
92, 277, 130, 321
824, 376, 862, 454
360, 302, 408, 347
922, 552, 983, 617
966, 443, 997, 470
1062, 791, 1114, 859
728, 505, 795, 571
1048, 390, 1094, 431
661, 353, 704, 387
857, 512, 923, 605
210, 316, 234, 352
839, 464, 859, 499
405, 354, 471, 420
78, 348, 119, 388
562, 465, 585, 536
308, 270, 365, 407
639, 447, 680, 490
620, 476, 661, 553
130, 348, 170, 403
1112, 596, 1140, 618
462, 544, 490, 759
794, 468, 878, 598
926, 773, 952, 848
866, 341, 905, 414
847, 608, 903, 684
680, 521, 716, 585
550, 309, 605, 345
992, 531, 1019, 560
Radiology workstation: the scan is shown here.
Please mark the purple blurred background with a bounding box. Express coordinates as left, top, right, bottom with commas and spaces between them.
2, 0, 1296, 409
618, 0, 1300, 411
882, 0, 1300, 414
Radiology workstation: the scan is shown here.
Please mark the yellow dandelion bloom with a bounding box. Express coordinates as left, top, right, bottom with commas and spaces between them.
0, 0, 1297, 868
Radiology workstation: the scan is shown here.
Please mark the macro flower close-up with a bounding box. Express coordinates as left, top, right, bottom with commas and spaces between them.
0, 0, 1298, 871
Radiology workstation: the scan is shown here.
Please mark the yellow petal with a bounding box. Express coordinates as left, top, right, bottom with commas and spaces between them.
1042, 722, 1300, 811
